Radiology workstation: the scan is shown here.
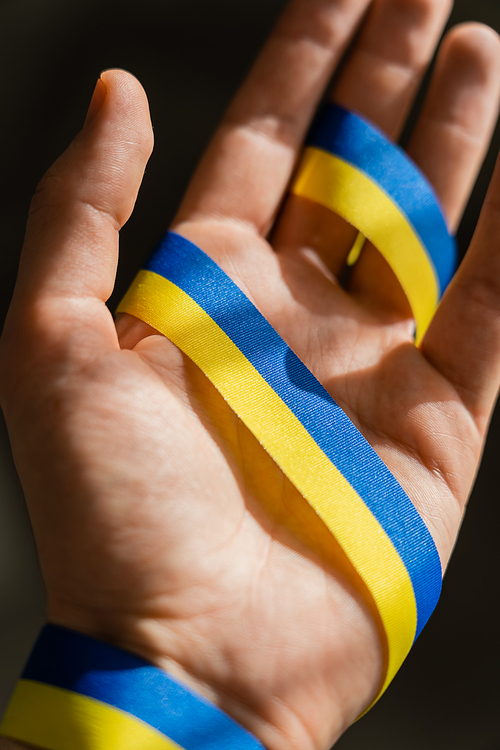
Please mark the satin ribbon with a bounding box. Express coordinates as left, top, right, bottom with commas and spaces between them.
1, 107, 453, 744
116, 231, 442, 707
0, 625, 264, 750
291, 104, 457, 343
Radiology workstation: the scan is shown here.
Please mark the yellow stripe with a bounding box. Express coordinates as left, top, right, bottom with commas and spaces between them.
346, 232, 366, 266
118, 270, 418, 697
0, 679, 182, 750
291, 147, 440, 343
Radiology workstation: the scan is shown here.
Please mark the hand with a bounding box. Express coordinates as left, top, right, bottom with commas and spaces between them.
2, 1, 500, 748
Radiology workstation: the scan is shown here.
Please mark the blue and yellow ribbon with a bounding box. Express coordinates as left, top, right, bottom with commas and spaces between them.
116, 231, 442, 704
292, 104, 457, 342
0, 625, 264, 750
1, 108, 453, 746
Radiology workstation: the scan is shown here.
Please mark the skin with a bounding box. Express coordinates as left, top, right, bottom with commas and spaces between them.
2, 0, 500, 747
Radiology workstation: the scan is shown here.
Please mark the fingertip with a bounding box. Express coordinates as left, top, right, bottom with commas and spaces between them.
442, 22, 500, 85
85, 68, 153, 160
15, 68, 155, 308
449, 21, 500, 49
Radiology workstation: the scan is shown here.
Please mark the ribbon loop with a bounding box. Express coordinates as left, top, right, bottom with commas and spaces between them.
292, 104, 457, 342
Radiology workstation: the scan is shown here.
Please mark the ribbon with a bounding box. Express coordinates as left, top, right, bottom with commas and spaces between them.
116, 231, 443, 706
291, 104, 457, 343
0, 625, 264, 750
2, 107, 453, 744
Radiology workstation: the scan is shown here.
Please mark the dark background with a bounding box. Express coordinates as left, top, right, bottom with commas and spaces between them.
2, 1, 500, 747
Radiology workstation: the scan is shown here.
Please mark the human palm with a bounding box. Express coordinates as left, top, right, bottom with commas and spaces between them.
2, 1, 500, 749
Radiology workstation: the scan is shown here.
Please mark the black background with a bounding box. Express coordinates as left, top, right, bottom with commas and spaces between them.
2, 1, 500, 747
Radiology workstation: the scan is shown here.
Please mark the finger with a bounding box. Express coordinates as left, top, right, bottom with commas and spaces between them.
1, 69, 153, 382
272, 0, 452, 275
408, 23, 500, 231
174, 0, 373, 235
333, 0, 452, 136
421, 148, 500, 428
10, 70, 153, 313
349, 23, 500, 322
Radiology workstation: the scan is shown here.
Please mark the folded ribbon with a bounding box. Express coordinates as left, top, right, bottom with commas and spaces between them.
117, 231, 443, 708
291, 104, 457, 342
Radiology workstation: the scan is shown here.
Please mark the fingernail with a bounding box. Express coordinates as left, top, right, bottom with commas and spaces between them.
84, 78, 107, 127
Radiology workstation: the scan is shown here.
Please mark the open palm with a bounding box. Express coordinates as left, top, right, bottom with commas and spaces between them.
2, 1, 500, 749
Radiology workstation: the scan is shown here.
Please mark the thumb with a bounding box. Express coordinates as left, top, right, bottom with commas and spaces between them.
9, 69, 153, 314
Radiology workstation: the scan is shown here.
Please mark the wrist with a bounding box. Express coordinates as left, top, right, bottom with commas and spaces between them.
7, 568, 385, 750
1, 624, 267, 750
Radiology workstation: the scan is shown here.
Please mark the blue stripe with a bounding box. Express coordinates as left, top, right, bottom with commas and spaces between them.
308, 104, 457, 296
23, 625, 264, 750
145, 232, 442, 637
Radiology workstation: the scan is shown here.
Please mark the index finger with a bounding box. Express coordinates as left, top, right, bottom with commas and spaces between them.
174, 0, 373, 235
